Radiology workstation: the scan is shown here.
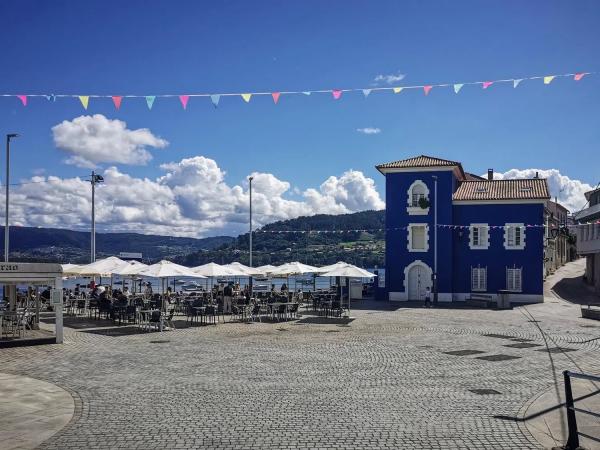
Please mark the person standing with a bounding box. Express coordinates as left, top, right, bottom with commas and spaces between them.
223, 283, 233, 314
424, 286, 432, 308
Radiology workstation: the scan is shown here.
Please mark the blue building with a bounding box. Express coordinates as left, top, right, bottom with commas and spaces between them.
376, 155, 550, 304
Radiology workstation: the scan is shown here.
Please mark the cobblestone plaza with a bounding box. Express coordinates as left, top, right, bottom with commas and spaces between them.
2, 294, 600, 449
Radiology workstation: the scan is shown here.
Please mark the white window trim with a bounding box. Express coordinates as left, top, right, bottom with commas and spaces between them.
469, 223, 490, 250
471, 266, 487, 292
406, 180, 430, 216
407, 223, 429, 252
504, 223, 526, 250
506, 266, 523, 292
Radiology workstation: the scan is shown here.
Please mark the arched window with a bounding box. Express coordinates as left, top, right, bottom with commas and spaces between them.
407, 180, 430, 215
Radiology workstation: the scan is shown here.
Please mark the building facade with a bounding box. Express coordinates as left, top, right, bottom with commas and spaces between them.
377, 155, 549, 304
574, 187, 600, 294
544, 200, 572, 276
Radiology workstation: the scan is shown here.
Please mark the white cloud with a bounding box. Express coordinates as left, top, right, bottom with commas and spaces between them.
491, 168, 593, 213
373, 71, 405, 85
356, 127, 381, 135
4, 156, 385, 238
52, 114, 168, 168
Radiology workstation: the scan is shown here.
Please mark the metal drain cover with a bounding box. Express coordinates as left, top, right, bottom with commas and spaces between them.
276, 328, 289, 332
503, 343, 541, 348
325, 330, 341, 333
149, 340, 170, 344
443, 350, 486, 356
476, 354, 522, 361
469, 389, 501, 395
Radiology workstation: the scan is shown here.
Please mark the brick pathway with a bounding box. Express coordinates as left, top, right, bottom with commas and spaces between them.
1, 278, 600, 448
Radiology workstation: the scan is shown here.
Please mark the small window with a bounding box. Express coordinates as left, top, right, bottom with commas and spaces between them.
407, 224, 429, 252
412, 226, 426, 249
506, 267, 522, 292
471, 266, 487, 291
469, 224, 489, 249
406, 180, 430, 215
504, 223, 525, 250
520, 186, 533, 192
475, 187, 487, 193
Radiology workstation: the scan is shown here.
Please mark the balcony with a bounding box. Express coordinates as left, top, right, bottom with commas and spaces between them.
576, 223, 600, 254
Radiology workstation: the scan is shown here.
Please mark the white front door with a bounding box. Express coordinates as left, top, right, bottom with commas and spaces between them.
407, 264, 430, 300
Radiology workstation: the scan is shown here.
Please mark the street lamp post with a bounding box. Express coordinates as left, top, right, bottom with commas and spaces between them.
248, 176, 253, 267
248, 176, 254, 297
90, 171, 104, 263
432, 175, 438, 305
5, 133, 19, 262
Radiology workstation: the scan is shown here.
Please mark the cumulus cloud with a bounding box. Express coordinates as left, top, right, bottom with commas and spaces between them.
4, 156, 385, 238
373, 71, 405, 85
52, 114, 168, 168
491, 168, 593, 212
356, 127, 381, 135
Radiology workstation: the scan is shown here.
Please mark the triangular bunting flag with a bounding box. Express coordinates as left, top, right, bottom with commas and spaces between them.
146, 96, 156, 110
112, 96, 122, 110
332, 90, 342, 100
453, 84, 463, 93
574, 73, 586, 81
210, 94, 220, 107
482, 81, 493, 89
271, 92, 280, 104
362, 89, 371, 97
423, 85, 433, 96
79, 96, 89, 110
393, 87, 403, 94
17, 95, 27, 106
543, 75, 556, 85
241, 93, 252, 103
302, 91, 311, 96
179, 95, 190, 109
513, 79, 523, 88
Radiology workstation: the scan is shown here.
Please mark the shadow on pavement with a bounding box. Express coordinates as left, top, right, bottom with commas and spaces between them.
552, 275, 600, 306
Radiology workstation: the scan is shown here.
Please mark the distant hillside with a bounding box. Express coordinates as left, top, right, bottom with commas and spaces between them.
0, 226, 234, 263
178, 210, 385, 268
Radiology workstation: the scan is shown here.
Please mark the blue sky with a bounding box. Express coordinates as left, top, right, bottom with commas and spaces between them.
0, 0, 598, 236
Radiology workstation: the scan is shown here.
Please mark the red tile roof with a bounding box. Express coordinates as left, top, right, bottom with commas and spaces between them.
376, 155, 462, 170
453, 179, 550, 201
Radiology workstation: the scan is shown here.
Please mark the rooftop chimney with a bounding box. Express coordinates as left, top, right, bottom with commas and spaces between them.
535, 171, 539, 179
487, 169, 493, 181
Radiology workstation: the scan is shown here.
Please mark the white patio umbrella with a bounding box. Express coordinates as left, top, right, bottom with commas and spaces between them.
269, 261, 319, 276
314, 261, 351, 273
255, 264, 277, 273
320, 264, 375, 315
112, 260, 147, 276
112, 261, 148, 294
192, 262, 240, 277
223, 262, 265, 277
138, 260, 206, 300
192, 262, 241, 293
70, 256, 129, 277
269, 261, 320, 292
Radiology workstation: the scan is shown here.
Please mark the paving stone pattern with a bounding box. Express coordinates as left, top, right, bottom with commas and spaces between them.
1, 298, 600, 449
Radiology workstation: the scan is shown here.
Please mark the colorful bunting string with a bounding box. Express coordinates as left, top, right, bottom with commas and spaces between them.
251, 222, 600, 234
2, 70, 594, 110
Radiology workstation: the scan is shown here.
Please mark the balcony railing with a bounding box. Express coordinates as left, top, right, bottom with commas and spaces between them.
576, 223, 600, 254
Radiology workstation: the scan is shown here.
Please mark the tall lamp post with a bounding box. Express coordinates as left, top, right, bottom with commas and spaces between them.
90, 171, 104, 263
248, 176, 253, 267
5, 133, 19, 262
432, 175, 438, 305
248, 176, 254, 297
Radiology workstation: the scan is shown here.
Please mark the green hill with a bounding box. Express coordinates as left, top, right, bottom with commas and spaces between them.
178, 210, 385, 268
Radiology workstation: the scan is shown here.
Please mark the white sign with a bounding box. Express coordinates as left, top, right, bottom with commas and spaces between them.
119, 252, 142, 259
52, 289, 62, 305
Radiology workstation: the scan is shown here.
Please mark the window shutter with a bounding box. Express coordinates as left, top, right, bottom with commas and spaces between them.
481, 267, 487, 291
